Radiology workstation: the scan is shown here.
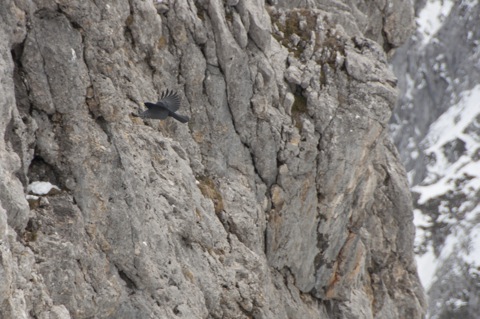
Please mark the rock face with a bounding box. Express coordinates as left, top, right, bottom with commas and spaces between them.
391, 1, 480, 318
0, 0, 424, 318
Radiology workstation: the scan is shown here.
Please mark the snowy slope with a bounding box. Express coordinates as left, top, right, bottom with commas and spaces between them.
416, 0, 454, 46
390, 0, 480, 318
413, 84, 480, 289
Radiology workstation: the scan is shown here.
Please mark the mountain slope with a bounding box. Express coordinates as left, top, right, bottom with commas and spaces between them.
391, 0, 480, 318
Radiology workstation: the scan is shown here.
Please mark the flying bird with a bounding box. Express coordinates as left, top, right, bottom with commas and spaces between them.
139, 90, 189, 123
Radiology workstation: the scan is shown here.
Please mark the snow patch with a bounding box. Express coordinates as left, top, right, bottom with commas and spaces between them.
26, 194, 39, 201
405, 74, 414, 100
417, 0, 454, 46
27, 181, 61, 196
416, 248, 437, 290
411, 150, 419, 159
414, 84, 480, 204
412, 84, 480, 294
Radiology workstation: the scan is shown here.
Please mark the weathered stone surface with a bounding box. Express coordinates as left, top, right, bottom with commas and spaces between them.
0, 0, 424, 318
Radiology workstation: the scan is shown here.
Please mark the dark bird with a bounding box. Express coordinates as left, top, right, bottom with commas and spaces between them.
140, 90, 189, 123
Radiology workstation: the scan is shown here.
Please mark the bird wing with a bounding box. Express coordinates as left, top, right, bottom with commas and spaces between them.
142, 102, 169, 119
157, 89, 181, 112
144, 102, 157, 110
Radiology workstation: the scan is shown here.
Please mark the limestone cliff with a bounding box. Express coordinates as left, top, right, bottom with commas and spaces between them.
0, 0, 425, 318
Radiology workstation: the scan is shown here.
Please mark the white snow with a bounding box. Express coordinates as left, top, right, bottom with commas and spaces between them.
466, 236, 480, 265
414, 84, 480, 204
405, 74, 414, 100
424, 86, 480, 151
411, 83, 480, 293
27, 181, 60, 196
461, 0, 477, 10
416, 248, 437, 290
26, 194, 39, 201
413, 209, 437, 289
416, 0, 454, 46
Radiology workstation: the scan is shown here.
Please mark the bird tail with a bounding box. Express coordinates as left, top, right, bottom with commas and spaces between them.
170, 112, 189, 123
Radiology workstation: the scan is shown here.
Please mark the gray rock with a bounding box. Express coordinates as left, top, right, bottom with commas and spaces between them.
236, 0, 271, 51
232, 12, 248, 48
0, 0, 424, 318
